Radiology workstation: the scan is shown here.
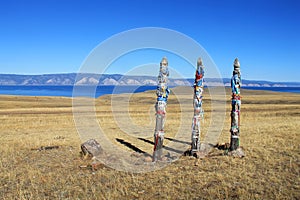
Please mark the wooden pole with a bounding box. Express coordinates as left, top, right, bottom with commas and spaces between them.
191, 58, 205, 157
230, 58, 242, 151
153, 57, 170, 161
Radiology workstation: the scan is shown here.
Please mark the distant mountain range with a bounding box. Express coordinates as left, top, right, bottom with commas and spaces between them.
0, 73, 299, 87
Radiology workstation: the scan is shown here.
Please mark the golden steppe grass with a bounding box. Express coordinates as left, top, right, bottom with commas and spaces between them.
0, 87, 299, 199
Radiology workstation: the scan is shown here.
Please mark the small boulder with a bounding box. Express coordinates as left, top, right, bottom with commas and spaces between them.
144, 156, 153, 162
81, 139, 103, 157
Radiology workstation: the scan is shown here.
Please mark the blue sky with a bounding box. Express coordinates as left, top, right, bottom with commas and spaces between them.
0, 0, 299, 82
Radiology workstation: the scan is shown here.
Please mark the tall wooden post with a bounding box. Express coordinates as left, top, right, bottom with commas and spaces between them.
191, 58, 205, 157
153, 57, 170, 161
230, 58, 242, 151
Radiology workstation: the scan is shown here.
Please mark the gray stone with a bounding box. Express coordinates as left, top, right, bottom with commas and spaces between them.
81, 139, 103, 157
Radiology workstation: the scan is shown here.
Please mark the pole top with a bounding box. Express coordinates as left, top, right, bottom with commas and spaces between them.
197, 57, 203, 67
160, 57, 168, 67
234, 58, 240, 68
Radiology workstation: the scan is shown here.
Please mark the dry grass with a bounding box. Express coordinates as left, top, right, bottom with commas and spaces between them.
0, 87, 299, 199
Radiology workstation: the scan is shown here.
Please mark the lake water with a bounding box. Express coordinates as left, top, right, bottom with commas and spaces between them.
0, 85, 157, 98
0, 85, 299, 98
242, 86, 300, 94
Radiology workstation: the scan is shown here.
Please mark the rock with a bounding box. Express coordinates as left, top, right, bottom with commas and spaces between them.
54, 135, 65, 140
215, 142, 230, 150
31, 145, 60, 151
160, 156, 168, 162
131, 152, 143, 158
91, 160, 103, 171
144, 156, 153, 162
81, 139, 103, 157
196, 151, 207, 159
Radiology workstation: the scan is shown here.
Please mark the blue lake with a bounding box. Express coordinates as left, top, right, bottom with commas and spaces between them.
0, 85, 157, 98
0, 85, 299, 98
242, 86, 300, 94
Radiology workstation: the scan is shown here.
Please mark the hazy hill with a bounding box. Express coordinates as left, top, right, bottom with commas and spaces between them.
0, 73, 299, 87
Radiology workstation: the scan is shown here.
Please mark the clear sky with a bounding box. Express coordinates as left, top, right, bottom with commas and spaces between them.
0, 0, 299, 82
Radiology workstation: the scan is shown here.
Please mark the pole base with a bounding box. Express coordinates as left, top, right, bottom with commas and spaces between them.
152, 149, 163, 162
227, 147, 245, 158
230, 137, 240, 151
